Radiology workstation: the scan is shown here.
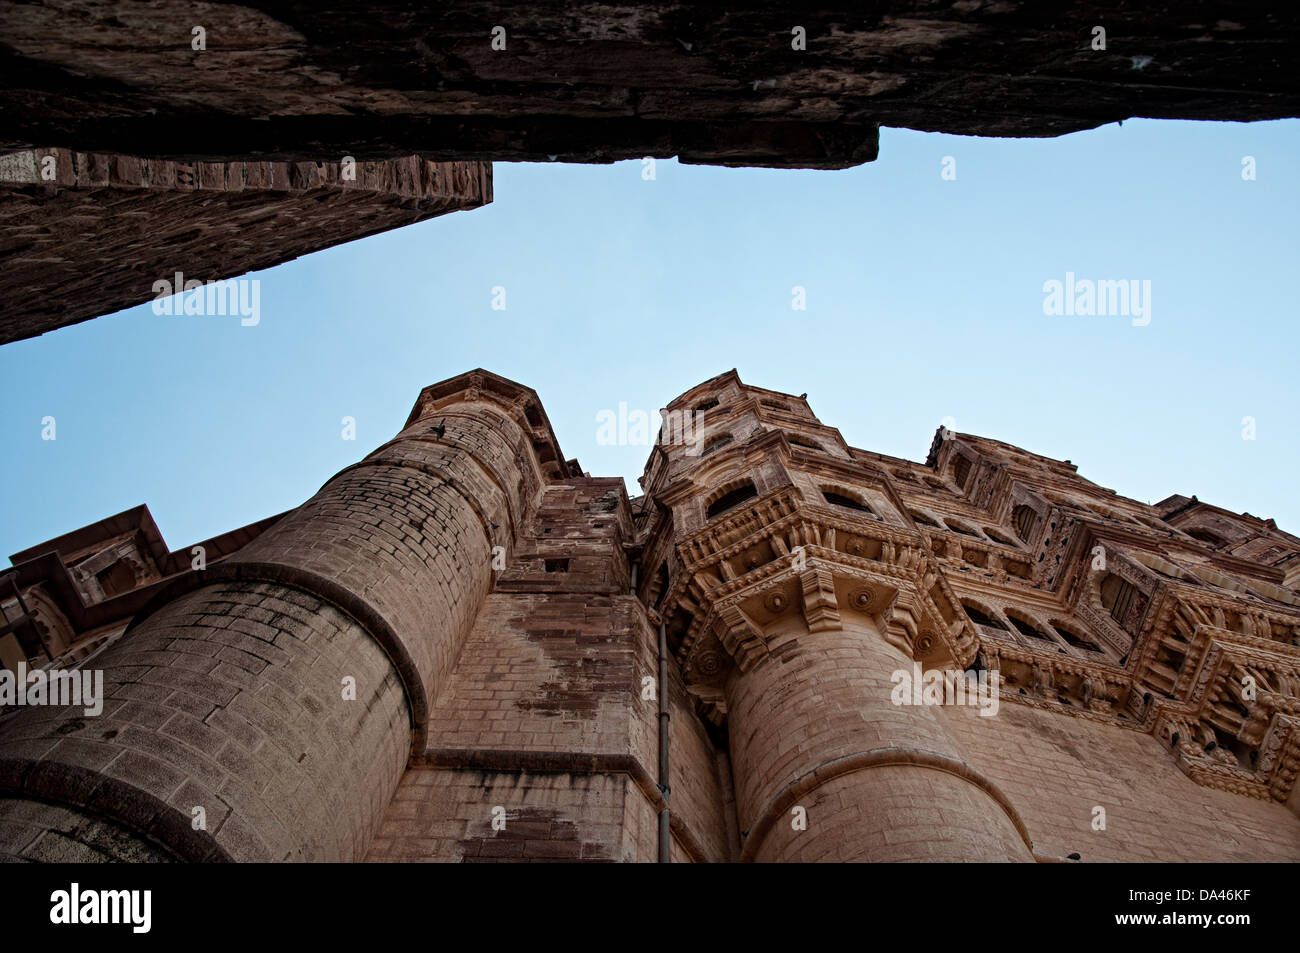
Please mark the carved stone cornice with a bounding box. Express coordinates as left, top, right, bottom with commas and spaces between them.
670, 524, 977, 678
1140, 627, 1300, 804
634, 397, 1300, 811
985, 641, 1141, 726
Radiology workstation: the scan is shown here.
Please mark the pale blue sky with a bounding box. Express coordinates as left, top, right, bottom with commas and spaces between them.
3, 119, 1297, 559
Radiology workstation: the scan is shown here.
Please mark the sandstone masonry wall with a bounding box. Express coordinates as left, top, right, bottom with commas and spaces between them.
0, 385, 543, 860
940, 702, 1300, 862
726, 611, 1031, 862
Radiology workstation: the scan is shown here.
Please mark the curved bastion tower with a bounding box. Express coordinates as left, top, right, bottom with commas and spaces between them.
639, 377, 1029, 861
1, 369, 1299, 862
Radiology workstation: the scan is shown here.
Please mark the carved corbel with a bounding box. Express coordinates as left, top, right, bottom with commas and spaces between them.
882, 589, 920, 657
799, 567, 840, 634
1032, 663, 1057, 702
1081, 673, 1112, 712
981, 644, 1001, 672
1240, 690, 1286, 748
710, 603, 768, 672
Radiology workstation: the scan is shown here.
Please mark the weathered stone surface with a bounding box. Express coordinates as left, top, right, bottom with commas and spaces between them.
1, 3, 1296, 169
0, 150, 491, 344
4, 368, 1299, 862
2, 2, 1295, 345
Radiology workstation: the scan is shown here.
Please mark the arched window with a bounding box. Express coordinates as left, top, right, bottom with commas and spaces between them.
946, 520, 980, 538
964, 603, 1008, 631
1052, 622, 1103, 653
1007, 613, 1051, 641
788, 436, 821, 451
822, 488, 872, 514
1099, 573, 1138, 626
1188, 528, 1226, 547
707, 482, 757, 520
95, 560, 137, 599
1012, 505, 1037, 542
951, 455, 972, 488
702, 433, 733, 456
694, 398, 719, 413
910, 510, 939, 527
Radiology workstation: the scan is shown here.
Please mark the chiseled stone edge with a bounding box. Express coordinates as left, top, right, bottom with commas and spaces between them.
738, 745, 1035, 862
0, 763, 232, 863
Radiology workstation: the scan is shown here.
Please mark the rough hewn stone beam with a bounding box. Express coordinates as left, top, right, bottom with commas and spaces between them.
1, 2, 1296, 169
0, 150, 490, 344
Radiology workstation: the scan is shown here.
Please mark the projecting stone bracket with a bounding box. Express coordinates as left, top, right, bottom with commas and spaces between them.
683, 681, 728, 728
788, 557, 955, 664
1232, 689, 1300, 809
799, 567, 840, 633
989, 648, 1133, 723
1155, 708, 1271, 800
671, 508, 993, 682
708, 602, 768, 673
881, 588, 922, 659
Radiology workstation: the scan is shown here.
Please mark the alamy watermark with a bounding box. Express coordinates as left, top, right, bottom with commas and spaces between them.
890, 662, 999, 717
0, 662, 103, 716
596, 403, 705, 455
151, 271, 260, 326
50, 883, 150, 933
1042, 272, 1150, 326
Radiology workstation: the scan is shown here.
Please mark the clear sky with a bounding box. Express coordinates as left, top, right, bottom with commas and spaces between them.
3, 118, 1297, 560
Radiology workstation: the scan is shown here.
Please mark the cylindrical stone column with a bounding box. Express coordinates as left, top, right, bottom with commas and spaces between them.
0, 384, 545, 861
727, 613, 1032, 862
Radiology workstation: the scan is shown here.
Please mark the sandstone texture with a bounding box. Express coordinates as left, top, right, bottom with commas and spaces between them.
0, 150, 490, 344
1, 3, 1297, 168
3, 369, 1298, 862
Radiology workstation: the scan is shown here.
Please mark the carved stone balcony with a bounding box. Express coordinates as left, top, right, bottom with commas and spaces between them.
648, 487, 981, 722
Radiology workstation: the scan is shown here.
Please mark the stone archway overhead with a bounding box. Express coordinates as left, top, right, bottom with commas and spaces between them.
1, 3, 1297, 169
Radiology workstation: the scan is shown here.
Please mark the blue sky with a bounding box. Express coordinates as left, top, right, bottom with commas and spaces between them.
2, 118, 1297, 559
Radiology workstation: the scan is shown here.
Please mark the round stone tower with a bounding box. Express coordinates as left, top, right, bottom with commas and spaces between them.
637, 371, 1033, 862
0, 370, 567, 861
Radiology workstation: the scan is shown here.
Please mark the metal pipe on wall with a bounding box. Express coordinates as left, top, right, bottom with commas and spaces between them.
657, 620, 671, 863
